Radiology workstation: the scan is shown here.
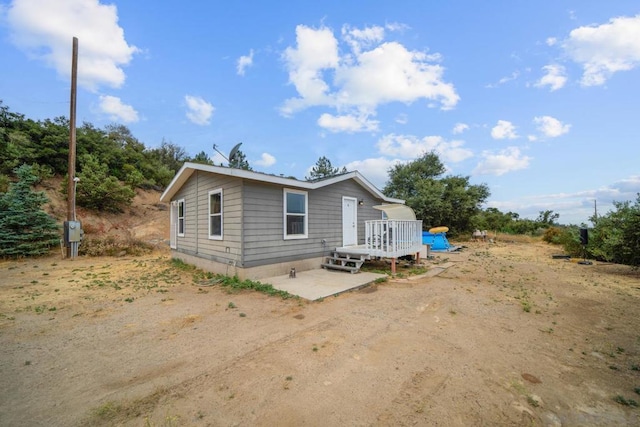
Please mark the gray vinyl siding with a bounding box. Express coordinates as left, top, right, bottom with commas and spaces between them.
242, 179, 387, 268
173, 171, 243, 264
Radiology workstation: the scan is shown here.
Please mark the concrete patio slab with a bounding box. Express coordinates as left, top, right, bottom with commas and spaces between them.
264, 268, 387, 301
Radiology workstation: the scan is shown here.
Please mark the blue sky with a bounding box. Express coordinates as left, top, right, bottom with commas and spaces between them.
1, 1, 639, 225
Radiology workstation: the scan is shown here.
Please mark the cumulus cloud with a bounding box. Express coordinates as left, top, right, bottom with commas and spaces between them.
546, 37, 557, 46
184, 95, 214, 125
237, 49, 254, 76
317, 113, 379, 133
342, 157, 401, 189
535, 64, 567, 91
5, 0, 139, 91
376, 134, 473, 164
533, 115, 571, 138
281, 24, 459, 130
491, 120, 518, 140
98, 95, 139, 123
452, 123, 469, 134
254, 152, 276, 167
562, 15, 640, 86
473, 147, 531, 176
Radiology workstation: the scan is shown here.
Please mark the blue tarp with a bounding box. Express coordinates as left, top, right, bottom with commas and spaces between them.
422, 231, 450, 251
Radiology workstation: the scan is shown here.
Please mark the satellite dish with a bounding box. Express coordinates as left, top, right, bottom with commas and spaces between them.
228, 142, 242, 165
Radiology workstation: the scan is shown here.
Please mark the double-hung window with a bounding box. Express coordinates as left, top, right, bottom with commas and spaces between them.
284, 189, 308, 239
177, 199, 185, 236
209, 189, 223, 239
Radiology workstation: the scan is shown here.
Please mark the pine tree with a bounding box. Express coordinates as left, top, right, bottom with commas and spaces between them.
306, 156, 347, 180
0, 164, 59, 257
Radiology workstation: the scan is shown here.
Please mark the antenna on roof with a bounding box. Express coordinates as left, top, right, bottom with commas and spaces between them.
213, 142, 243, 168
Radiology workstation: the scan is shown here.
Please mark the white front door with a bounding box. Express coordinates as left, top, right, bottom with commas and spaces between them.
342, 197, 358, 246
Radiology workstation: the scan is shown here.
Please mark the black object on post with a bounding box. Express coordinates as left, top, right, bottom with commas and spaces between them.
579, 228, 588, 245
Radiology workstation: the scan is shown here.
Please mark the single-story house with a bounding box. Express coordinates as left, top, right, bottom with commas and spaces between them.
160, 163, 422, 279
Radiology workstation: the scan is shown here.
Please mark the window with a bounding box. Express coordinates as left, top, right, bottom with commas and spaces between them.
284, 189, 308, 239
209, 189, 223, 239
177, 199, 185, 236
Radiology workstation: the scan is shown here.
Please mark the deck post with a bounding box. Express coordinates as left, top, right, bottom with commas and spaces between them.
391, 257, 396, 274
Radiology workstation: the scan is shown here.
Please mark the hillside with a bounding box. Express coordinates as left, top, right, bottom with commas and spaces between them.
39, 177, 170, 249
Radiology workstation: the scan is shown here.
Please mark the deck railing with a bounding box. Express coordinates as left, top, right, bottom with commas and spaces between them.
364, 220, 423, 258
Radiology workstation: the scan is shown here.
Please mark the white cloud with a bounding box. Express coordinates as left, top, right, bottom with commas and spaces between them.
535, 64, 567, 91
5, 0, 139, 91
533, 115, 571, 138
376, 134, 473, 163
237, 49, 254, 76
395, 113, 408, 124
485, 71, 520, 88
562, 15, 640, 86
491, 120, 518, 140
184, 95, 214, 125
281, 24, 459, 129
473, 147, 531, 176
254, 152, 276, 167
452, 122, 469, 134
317, 113, 379, 133
343, 157, 401, 189
98, 95, 138, 123
546, 37, 557, 46
281, 25, 339, 115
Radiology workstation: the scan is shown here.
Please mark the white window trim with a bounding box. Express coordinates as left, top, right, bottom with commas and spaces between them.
208, 189, 223, 240
177, 199, 185, 237
283, 188, 308, 240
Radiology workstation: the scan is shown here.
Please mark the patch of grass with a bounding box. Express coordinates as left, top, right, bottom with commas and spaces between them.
635, 387, 640, 395
227, 302, 236, 309
202, 274, 295, 299
527, 395, 539, 408
312, 345, 318, 352
239, 312, 246, 317
124, 297, 134, 303
374, 277, 388, 284
613, 395, 638, 407
86, 386, 172, 425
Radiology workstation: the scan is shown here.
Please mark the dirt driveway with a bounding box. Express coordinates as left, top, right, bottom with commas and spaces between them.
1, 241, 639, 426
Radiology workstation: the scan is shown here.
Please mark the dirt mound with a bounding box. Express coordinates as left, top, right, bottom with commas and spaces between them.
39, 177, 169, 245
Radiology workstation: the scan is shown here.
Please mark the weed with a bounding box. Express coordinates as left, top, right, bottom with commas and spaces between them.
527, 395, 539, 407
521, 300, 532, 313
228, 302, 236, 309
635, 387, 640, 395
124, 297, 134, 303
24, 360, 31, 366
34, 305, 46, 314
285, 376, 293, 381
617, 347, 625, 354
632, 364, 640, 371
613, 395, 638, 407
449, 309, 457, 315
374, 277, 388, 284
239, 312, 246, 317
312, 345, 318, 352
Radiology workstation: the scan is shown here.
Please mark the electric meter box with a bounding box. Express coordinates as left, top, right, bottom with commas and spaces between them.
64, 220, 82, 243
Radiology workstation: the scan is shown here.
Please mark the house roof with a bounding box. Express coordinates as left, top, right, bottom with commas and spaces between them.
159, 162, 404, 204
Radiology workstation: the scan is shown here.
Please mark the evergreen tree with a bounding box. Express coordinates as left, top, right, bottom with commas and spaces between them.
0, 164, 59, 257
306, 156, 347, 180
76, 154, 135, 213
230, 149, 252, 170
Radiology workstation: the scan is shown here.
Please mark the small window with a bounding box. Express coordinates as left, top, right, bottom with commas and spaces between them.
177, 199, 185, 236
209, 189, 223, 239
284, 189, 308, 239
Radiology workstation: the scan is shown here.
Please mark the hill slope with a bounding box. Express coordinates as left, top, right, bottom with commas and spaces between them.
39, 177, 170, 247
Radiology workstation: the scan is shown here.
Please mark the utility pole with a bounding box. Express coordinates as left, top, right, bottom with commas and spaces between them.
66, 37, 79, 258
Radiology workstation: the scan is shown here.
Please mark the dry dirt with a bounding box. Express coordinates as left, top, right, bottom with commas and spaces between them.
1, 239, 640, 426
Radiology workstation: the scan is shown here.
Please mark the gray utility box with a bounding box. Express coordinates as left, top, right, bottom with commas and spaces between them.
64, 221, 82, 244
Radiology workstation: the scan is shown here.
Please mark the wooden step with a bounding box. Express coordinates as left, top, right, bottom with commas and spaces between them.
321, 263, 360, 274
